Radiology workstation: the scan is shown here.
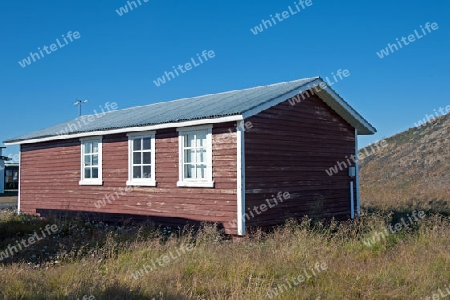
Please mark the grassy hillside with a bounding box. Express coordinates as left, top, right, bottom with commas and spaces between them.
360, 112, 450, 213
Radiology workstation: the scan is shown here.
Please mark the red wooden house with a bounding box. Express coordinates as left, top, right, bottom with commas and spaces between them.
4, 77, 376, 235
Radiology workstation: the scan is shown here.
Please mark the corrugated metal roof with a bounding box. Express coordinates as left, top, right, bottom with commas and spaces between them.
4, 77, 376, 144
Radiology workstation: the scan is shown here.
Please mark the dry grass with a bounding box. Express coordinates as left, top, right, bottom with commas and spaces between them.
1, 201, 450, 299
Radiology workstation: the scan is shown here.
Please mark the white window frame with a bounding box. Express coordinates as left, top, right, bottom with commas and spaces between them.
79, 137, 103, 186
177, 125, 214, 188
126, 131, 156, 187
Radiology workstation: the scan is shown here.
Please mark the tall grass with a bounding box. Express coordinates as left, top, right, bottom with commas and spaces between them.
1, 206, 450, 299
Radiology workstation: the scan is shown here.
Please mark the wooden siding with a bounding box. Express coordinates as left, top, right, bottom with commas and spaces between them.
244, 92, 356, 228
20, 122, 239, 234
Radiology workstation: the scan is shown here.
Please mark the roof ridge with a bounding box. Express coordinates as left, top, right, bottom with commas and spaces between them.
97, 76, 321, 114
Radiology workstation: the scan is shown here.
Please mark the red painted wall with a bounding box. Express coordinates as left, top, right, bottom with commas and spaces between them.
20, 122, 239, 234
244, 92, 356, 228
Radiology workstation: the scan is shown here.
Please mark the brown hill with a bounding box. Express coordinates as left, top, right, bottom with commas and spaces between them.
359, 112, 450, 212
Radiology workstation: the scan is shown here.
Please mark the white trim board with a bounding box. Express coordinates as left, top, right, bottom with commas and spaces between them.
5, 115, 244, 146
355, 129, 361, 217
236, 120, 246, 236
316, 87, 376, 135
17, 147, 21, 214
350, 181, 355, 219
241, 78, 376, 135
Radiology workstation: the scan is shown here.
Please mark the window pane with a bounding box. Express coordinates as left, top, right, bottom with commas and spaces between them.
84, 155, 91, 166
93, 142, 99, 153
133, 166, 141, 178
133, 139, 141, 151
185, 149, 194, 163
143, 166, 151, 178
92, 154, 98, 166
196, 149, 206, 164
143, 138, 151, 150
133, 152, 141, 164
197, 165, 206, 179
85, 142, 92, 154
84, 168, 91, 179
184, 164, 194, 179
92, 168, 99, 179
196, 134, 207, 147
143, 152, 151, 164
185, 134, 195, 148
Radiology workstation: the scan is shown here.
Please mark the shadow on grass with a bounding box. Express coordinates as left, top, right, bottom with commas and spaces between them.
0, 209, 227, 267
2, 284, 191, 300
66, 286, 191, 300
364, 198, 450, 226
89, 286, 191, 300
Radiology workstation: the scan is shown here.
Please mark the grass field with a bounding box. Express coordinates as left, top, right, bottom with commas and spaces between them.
1, 195, 450, 299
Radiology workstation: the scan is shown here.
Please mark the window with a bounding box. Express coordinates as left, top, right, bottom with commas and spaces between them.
177, 125, 214, 188
79, 137, 103, 185
127, 132, 156, 186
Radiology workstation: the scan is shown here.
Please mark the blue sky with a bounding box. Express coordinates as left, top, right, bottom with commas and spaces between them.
1, 0, 448, 160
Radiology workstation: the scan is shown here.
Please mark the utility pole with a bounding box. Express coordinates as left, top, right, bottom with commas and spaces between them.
74, 99, 88, 117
